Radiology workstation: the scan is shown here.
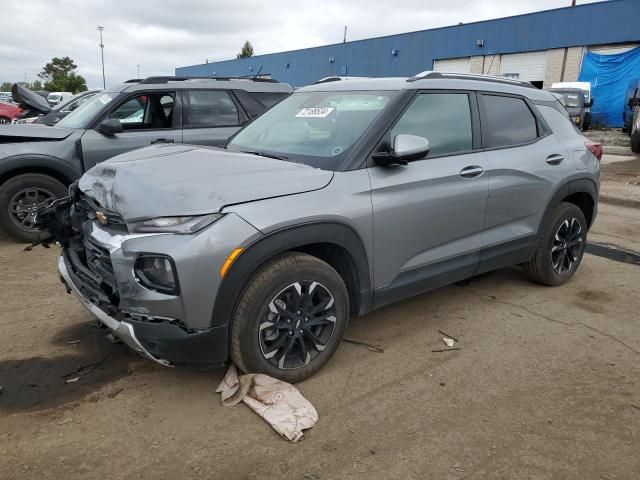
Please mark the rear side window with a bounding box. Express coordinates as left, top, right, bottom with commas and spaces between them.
250, 92, 288, 108
390, 92, 473, 157
187, 90, 239, 128
480, 94, 538, 148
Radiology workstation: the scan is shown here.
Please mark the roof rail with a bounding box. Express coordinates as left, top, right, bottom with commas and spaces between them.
124, 78, 143, 83
312, 76, 371, 85
137, 75, 279, 84
407, 71, 537, 89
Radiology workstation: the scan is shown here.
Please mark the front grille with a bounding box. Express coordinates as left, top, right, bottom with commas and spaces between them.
64, 234, 119, 306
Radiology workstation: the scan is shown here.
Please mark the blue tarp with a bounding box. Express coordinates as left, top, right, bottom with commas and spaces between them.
579, 47, 640, 127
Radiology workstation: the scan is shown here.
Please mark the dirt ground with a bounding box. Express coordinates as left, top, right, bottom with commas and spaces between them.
587, 127, 631, 148
1, 202, 639, 479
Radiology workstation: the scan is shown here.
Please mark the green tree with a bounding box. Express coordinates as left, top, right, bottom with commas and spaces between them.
0, 82, 12, 92
38, 56, 87, 93
236, 41, 254, 59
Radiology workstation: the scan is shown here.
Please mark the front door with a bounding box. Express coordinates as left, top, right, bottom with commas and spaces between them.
81, 91, 182, 169
368, 91, 489, 305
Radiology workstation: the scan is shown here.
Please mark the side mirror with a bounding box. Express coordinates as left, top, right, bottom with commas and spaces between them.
96, 118, 123, 135
629, 97, 640, 107
373, 134, 430, 166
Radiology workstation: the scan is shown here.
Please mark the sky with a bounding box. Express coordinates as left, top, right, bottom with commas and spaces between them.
0, 0, 604, 89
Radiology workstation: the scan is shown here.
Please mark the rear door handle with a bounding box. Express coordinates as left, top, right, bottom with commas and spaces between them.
546, 154, 565, 165
459, 165, 485, 178
151, 138, 175, 144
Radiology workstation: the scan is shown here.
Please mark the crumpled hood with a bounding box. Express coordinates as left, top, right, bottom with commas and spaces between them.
79, 144, 334, 221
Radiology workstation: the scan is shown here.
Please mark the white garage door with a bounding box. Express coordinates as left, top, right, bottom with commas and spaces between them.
499, 51, 549, 82
433, 57, 471, 74
589, 44, 638, 55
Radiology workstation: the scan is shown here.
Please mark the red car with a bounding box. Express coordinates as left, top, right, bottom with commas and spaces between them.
0, 102, 22, 124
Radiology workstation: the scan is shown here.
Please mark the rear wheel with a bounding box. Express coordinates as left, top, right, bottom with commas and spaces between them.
0, 173, 68, 243
230, 252, 349, 383
522, 202, 587, 286
631, 130, 640, 154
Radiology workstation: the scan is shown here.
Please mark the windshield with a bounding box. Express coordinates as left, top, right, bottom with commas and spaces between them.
56, 92, 116, 129
227, 90, 396, 168
561, 93, 581, 108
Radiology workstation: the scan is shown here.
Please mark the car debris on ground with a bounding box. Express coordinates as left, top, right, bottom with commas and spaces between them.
216, 365, 318, 442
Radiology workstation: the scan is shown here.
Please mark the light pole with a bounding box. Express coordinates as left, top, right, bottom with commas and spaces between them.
137, 64, 140, 79
97, 26, 105, 89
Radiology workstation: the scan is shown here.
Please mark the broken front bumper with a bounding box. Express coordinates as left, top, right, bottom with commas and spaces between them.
58, 255, 171, 366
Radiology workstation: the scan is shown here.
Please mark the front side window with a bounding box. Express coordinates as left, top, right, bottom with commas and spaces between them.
227, 90, 396, 169
481, 94, 538, 148
187, 90, 239, 128
109, 93, 174, 130
390, 93, 473, 157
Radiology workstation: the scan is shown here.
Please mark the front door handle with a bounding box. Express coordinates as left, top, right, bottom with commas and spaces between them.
459, 165, 485, 178
546, 154, 565, 165
151, 138, 175, 144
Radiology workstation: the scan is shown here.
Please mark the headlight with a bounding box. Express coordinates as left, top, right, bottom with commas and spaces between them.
134, 255, 178, 294
127, 214, 222, 234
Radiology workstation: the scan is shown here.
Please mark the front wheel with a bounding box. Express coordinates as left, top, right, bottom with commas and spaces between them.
230, 252, 349, 383
0, 173, 68, 243
522, 203, 587, 286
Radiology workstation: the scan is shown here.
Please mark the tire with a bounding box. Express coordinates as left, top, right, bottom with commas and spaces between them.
230, 252, 349, 383
0, 173, 68, 243
522, 202, 587, 286
0, 116, 11, 125
631, 130, 640, 154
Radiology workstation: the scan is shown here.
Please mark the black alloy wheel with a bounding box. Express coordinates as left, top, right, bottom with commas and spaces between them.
259, 280, 337, 370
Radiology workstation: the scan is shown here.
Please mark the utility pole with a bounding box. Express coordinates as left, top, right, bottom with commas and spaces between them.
137, 64, 140, 78
97, 26, 106, 89
343, 26, 347, 43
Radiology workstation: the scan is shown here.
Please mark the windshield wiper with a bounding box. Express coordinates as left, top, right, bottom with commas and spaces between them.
241, 150, 289, 161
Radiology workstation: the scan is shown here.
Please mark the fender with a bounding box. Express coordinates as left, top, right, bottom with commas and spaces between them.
540, 176, 598, 231
210, 221, 372, 328
0, 154, 83, 185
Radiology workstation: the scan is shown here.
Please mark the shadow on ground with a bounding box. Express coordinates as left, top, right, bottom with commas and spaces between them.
0, 321, 147, 412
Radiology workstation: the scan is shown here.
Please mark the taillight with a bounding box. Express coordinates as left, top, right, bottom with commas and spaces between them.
585, 141, 602, 161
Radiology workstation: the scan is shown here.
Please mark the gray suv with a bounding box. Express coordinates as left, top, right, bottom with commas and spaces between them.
0, 76, 292, 242
38, 73, 601, 382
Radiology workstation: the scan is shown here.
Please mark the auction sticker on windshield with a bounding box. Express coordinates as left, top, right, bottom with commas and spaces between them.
98, 94, 113, 104
296, 107, 335, 118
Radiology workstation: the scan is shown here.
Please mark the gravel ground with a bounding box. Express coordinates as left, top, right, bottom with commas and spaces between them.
587, 127, 631, 148
1, 199, 639, 479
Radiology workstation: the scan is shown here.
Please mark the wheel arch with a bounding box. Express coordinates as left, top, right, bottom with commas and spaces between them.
210, 221, 373, 329
0, 155, 81, 189
542, 177, 598, 231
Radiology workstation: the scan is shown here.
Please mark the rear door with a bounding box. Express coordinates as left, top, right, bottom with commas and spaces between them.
478, 93, 574, 269
368, 91, 489, 299
182, 89, 246, 147
80, 91, 182, 169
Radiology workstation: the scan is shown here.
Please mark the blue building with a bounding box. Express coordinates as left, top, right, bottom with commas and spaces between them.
177, 0, 640, 126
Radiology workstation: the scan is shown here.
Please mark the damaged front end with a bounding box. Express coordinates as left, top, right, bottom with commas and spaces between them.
32, 185, 229, 367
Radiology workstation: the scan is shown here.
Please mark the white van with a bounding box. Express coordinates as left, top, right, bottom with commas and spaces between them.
46, 92, 73, 106
552, 82, 593, 130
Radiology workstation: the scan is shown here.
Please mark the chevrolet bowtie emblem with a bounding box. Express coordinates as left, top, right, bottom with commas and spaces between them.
96, 211, 108, 225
